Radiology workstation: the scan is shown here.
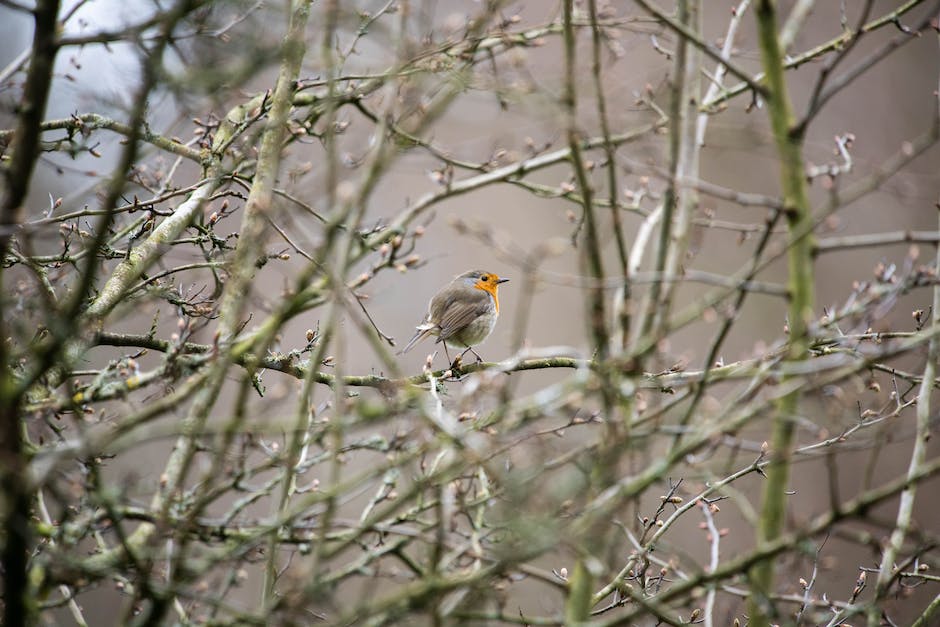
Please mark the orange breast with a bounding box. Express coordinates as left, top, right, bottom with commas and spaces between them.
474, 280, 499, 313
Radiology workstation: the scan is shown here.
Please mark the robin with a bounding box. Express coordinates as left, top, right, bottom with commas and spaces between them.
400, 269, 509, 365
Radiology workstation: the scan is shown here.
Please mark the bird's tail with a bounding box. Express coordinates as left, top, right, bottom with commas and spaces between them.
398, 325, 435, 355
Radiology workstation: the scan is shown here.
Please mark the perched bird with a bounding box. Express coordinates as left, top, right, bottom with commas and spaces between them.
400, 269, 509, 365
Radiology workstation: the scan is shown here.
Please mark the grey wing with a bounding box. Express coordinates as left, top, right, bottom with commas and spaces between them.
434, 291, 490, 343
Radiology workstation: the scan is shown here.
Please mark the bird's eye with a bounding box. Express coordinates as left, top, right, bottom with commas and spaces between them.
481, 275, 489, 281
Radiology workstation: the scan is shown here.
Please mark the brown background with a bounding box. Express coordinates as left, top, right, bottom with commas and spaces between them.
3, 0, 938, 623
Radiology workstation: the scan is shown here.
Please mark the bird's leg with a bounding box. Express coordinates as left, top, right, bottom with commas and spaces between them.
442, 343, 452, 366
446, 346, 471, 374
461, 346, 484, 363
443, 345, 466, 376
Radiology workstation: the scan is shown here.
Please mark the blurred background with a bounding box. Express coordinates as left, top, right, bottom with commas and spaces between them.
2, 0, 938, 624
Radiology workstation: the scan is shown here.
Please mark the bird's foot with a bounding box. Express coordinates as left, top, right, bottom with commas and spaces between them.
459, 347, 485, 364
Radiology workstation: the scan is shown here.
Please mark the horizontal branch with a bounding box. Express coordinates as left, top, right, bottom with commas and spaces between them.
0, 113, 205, 162
85, 321, 940, 400
365, 118, 667, 247
815, 229, 940, 254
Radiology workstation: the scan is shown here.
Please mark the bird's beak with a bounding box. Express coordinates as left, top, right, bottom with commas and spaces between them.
496, 278, 510, 284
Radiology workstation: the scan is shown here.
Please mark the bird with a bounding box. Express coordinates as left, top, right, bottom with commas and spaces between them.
400, 269, 509, 366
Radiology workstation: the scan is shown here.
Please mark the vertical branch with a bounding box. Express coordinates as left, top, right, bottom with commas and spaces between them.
562, 0, 617, 621
0, 0, 59, 255
868, 73, 940, 626
779, 0, 818, 52
1, 3, 60, 623
868, 262, 940, 617
693, 0, 751, 180
563, 0, 609, 362
669, 0, 763, 449
319, 0, 340, 214
748, 1, 815, 624
217, 0, 312, 334
656, 0, 701, 332
587, 0, 631, 350
60, 85, 285, 583
213, 0, 314, 608
137, 0, 312, 613
6, 0, 190, 621
301, 0, 346, 600
631, 0, 694, 347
